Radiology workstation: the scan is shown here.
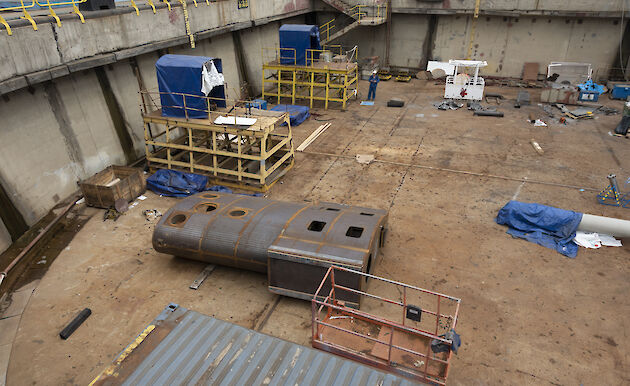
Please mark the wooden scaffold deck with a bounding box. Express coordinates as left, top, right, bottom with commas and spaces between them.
141, 91, 294, 192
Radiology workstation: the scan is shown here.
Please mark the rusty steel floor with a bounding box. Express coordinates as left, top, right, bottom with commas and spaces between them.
4, 80, 630, 385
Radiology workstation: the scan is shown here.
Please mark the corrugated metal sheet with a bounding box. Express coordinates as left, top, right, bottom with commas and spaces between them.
92, 304, 419, 386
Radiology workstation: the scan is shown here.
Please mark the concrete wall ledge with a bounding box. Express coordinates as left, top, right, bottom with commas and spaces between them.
392, 7, 627, 18
0, 5, 311, 96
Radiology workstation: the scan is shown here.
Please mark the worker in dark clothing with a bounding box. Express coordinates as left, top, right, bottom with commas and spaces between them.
367, 70, 379, 101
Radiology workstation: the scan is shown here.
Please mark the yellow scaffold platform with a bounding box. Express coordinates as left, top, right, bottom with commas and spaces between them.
261, 46, 358, 110
140, 91, 294, 192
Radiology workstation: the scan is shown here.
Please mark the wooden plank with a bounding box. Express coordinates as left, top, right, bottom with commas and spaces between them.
297, 123, 331, 151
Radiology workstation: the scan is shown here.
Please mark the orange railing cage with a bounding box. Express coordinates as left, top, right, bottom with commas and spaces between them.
312, 265, 461, 385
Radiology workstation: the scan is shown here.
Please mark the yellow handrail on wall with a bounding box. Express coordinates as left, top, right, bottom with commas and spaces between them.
35, 0, 87, 25
319, 18, 335, 42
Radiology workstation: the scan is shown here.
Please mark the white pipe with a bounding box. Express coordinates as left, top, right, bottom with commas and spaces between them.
578, 213, 630, 238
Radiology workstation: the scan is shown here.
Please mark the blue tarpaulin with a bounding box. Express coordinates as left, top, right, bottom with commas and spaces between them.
496, 200, 583, 258
270, 104, 310, 126
279, 24, 322, 65
147, 170, 264, 197
147, 170, 208, 197
156, 54, 226, 119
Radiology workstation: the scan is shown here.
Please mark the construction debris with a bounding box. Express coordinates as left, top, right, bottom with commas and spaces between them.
514, 90, 530, 108
297, 122, 331, 151
355, 154, 375, 165
387, 98, 405, 107
143, 209, 162, 221
530, 139, 544, 155
468, 101, 504, 117
434, 100, 463, 110
59, 308, 92, 340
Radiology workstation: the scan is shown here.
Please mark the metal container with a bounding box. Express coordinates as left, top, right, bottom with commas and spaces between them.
90, 304, 418, 385
153, 192, 388, 303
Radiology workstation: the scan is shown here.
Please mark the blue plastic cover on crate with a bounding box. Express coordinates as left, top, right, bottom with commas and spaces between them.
270, 104, 310, 126
156, 55, 226, 119
279, 24, 322, 65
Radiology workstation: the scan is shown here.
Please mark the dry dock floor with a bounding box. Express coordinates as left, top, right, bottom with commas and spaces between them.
2, 80, 629, 385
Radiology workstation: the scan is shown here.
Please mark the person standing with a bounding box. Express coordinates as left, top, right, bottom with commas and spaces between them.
367, 70, 379, 101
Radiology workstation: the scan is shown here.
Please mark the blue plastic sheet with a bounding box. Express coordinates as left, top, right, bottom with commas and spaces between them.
279, 24, 322, 65
496, 200, 583, 258
156, 55, 226, 119
147, 170, 208, 197
270, 104, 310, 126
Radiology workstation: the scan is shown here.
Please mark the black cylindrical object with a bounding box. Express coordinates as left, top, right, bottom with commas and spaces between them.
60, 308, 92, 340
474, 110, 504, 117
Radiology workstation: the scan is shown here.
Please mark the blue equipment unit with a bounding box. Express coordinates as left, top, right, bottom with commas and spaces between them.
246, 99, 268, 110
156, 54, 226, 119
279, 24, 322, 66
611, 84, 630, 100
578, 91, 599, 102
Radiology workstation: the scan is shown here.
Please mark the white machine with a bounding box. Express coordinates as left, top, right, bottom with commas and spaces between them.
444, 59, 487, 100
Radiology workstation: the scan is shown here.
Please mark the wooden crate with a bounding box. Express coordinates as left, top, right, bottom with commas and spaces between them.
80, 166, 146, 208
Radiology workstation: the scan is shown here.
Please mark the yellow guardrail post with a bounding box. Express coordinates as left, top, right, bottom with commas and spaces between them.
37, 0, 61, 26
179, 0, 195, 48
0, 14, 11, 35
147, 0, 156, 13
162, 0, 171, 10
130, 0, 139, 15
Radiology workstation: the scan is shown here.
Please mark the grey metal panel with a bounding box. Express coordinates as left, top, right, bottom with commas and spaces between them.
98, 305, 418, 386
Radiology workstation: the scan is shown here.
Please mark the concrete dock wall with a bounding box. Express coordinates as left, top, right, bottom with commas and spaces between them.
326, 12, 625, 78
0, 3, 310, 254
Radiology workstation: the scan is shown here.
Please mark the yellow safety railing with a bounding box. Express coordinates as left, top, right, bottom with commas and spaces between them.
0, 0, 36, 33
320, 44, 358, 63
35, 0, 86, 26
319, 18, 334, 42
262, 46, 297, 65
376, 2, 387, 19
305, 48, 335, 66
348, 4, 367, 21
0, 0, 198, 36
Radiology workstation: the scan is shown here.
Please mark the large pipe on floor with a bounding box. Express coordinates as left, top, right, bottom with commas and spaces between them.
578, 214, 630, 238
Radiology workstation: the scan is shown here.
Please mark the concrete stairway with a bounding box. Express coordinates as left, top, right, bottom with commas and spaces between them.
319, 0, 387, 44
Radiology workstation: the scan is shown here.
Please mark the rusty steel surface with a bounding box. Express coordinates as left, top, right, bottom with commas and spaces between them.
312, 266, 461, 385
153, 192, 388, 301
90, 303, 420, 386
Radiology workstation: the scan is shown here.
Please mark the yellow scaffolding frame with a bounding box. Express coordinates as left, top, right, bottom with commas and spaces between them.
140, 91, 294, 192
261, 47, 358, 110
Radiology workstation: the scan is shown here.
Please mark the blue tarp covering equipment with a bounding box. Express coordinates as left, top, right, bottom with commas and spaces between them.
270, 104, 310, 126
147, 169, 208, 197
156, 54, 226, 119
496, 200, 583, 258
279, 24, 322, 65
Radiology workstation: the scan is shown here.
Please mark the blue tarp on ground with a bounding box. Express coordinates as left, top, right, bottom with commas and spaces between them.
147, 170, 208, 197
270, 104, 310, 126
495, 200, 583, 258
147, 170, 264, 197
279, 24, 322, 65
156, 54, 226, 119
